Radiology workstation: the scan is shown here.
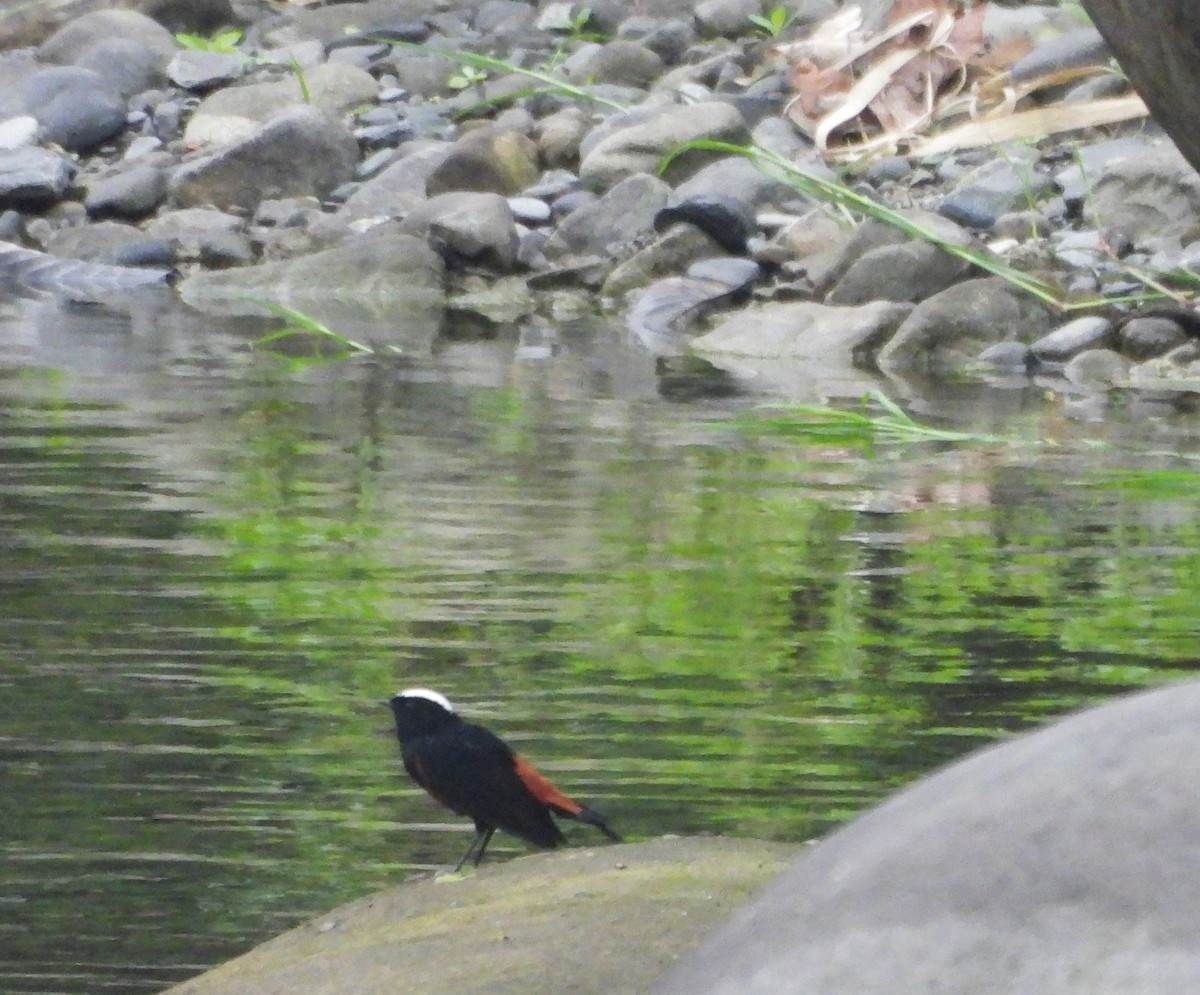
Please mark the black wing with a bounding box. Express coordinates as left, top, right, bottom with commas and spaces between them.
404, 723, 565, 848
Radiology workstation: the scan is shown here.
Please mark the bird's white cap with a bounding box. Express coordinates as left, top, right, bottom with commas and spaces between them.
394, 687, 455, 712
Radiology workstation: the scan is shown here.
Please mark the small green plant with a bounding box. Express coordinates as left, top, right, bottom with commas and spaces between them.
565, 6, 603, 41
175, 28, 244, 54
748, 6, 795, 38
447, 64, 489, 90
287, 54, 312, 103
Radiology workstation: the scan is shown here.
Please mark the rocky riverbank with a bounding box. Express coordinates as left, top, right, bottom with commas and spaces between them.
2, 0, 1200, 420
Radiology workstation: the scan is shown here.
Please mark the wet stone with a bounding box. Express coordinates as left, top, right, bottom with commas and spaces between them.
655, 194, 757, 254
123, 136, 164, 162
686, 256, 761, 292
400, 191, 520, 271
618, 18, 696, 65
0, 65, 126, 152
0, 115, 38, 150
0, 146, 74, 210
939, 157, 1053, 231
1118, 316, 1190, 361
977, 340, 1032, 372
627, 275, 737, 353
602, 224, 726, 299
167, 50, 245, 91
694, 0, 762, 38
507, 197, 552, 226
1030, 315, 1115, 362
1064, 348, 1128, 390
84, 166, 169, 220
523, 170, 580, 201
550, 189, 599, 220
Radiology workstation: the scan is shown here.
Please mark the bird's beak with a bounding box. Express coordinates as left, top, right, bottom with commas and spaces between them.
379, 698, 393, 707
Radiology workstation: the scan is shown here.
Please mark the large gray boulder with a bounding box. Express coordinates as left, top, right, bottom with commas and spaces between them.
655, 679, 1200, 995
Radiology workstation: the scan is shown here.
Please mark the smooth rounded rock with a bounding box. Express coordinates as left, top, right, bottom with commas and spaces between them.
686, 256, 760, 290
399, 191, 520, 271
977, 340, 1032, 371
507, 196, 552, 225
85, 166, 169, 219
0, 66, 125, 152
562, 39, 664, 88
693, 0, 762, 38
0, 146, 75, 209
826, 237, 973, 306
877, 277, 1056, 372
693, 299, 911, 362
1088, 144, 1200, 243
177, 222, 444, 353
424, 128, 540, 197
544, 172, 671, 261
603, 225, 727, 299
939, 154, 1053, 231
579, 101, 749, 189
38, 8, 177, 66
1030, 314, 1115, 361
655, 194, 757, 254
167, 50, 246, 91
1117, 315, 1189, 360
0, 115, 39, 151
1063, 347, 1128, 389
656, 680, 1200, 995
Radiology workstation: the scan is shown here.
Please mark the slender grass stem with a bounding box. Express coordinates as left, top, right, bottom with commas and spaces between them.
384, 42, 630, 113
248, 299, 379, 356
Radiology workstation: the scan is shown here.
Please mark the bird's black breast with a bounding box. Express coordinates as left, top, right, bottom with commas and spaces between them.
402, 723, 564, 848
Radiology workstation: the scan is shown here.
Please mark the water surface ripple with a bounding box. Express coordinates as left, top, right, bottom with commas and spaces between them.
2, 304, 1199, 993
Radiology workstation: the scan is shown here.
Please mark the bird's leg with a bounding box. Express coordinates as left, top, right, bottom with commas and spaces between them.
472, 826, 496, 866
452, 825, 495, 873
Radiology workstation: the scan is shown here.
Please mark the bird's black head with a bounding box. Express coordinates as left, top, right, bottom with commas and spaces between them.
387, 687, 462, 743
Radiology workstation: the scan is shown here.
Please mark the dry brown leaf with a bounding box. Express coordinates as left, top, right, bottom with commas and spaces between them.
775, 0, 1132, 161
908, 94, 1150, 157
787, 60, 855, 134
816, 45, 928, 148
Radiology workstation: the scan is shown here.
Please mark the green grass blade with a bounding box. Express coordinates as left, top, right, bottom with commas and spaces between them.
754, 392, 1016, 446
384, 41, 630, 112
246, 298, 377, 355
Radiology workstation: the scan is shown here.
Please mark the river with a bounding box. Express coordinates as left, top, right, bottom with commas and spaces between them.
2, 288, 1198, 993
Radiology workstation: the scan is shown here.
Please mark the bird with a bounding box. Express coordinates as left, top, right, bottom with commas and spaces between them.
386, 687, 622, 872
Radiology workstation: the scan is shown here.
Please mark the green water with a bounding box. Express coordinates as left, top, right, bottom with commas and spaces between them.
2, 303, 1199, 993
